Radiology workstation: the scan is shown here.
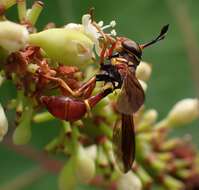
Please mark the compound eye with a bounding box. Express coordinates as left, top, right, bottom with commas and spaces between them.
122, 40, 142, 59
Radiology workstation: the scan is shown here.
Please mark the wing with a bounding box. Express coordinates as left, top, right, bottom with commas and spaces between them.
116, 69, 145, 114
112, 114, 135, 173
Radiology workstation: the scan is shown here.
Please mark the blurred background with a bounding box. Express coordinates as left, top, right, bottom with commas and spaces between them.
0, 0, 199, 189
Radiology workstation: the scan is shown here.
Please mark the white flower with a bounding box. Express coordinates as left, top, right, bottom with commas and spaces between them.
0, 21, 28, 53
117, 172, 142, 190
136, 61, 152, 81
82, 14, 101, 41
64, 14, 117, 55
167, 98, 199, 126
0, 103, 8, 141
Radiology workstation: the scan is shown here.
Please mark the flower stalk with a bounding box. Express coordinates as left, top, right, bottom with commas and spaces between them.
17, 0, 26, 22
26, 1, 44, 26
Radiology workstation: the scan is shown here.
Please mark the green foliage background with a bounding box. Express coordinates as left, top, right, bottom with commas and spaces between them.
0, 0, 198, 189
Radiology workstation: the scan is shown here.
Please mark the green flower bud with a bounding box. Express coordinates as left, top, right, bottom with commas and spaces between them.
12, 105, 33, 145
75, 145, 95, 183
85, 145, 97, 161
12, 122, 31, 145
0, 103, 8, 141
58, 157, 77, 190
117, 172, 142, 190
0, 21, 28, 53
142, 109, 158, 125
163, 175, 184, 190
28, 28, 94, 68
167, 98, 199, 126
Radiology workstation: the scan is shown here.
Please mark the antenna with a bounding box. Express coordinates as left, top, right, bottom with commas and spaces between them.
140, 24, 169, 49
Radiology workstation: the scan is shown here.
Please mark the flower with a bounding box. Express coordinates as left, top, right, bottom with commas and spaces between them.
117, 172, 142, 190
167, 98, 199, 126
65, 14, 117, 55
0, 21, 28, 53
0, 103, 8, 141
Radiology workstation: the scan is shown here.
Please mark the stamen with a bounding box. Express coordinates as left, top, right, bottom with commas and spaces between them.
101, 20, 116, 30
98, 21, 103, 27
110, 29, 117, 36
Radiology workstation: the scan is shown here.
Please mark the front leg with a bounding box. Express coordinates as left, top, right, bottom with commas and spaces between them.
42, 75, 96, 98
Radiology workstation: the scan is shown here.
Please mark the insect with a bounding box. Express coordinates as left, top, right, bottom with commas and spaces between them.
41, 88, 113, 122
96, 24, 169, 172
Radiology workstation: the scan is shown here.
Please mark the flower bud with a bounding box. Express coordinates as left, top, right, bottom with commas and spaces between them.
0, 21, 28, 53
85, 145, 97, 161
136, 61, 152, 81
143, 109, 158, 125
12, 106, 33, 145
75, 145, 95, 183
0, 103, 8, 141
117, 172, 142, 190
167, 98, 199, 126
58, 157, 77, 190
28, 28, 94, 69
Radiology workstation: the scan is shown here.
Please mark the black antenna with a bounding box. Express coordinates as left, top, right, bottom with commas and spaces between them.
140, 24, 169, 49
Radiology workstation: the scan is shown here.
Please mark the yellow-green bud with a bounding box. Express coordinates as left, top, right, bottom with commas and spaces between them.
85, 145, 97, 161
143, 109, 158, 125
75, 145, 95, 183
58, 157, 77, 190
0, 21, 28, 53
167, 98, 199, 126
0, 103, 8, 141
136, 61, 152, 82
117, 172, 142, 190
28, 28, 94, 68
12, 121, 31, 145
12, 105, 33, 145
